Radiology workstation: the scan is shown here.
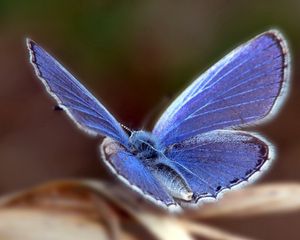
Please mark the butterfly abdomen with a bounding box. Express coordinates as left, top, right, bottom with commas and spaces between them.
151, 163, 193, 201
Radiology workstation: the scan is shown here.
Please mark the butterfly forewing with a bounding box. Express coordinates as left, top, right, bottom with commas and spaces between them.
153, 30, 289, 147
27, 39, 129, 146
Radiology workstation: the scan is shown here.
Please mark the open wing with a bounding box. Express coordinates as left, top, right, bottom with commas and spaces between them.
153, 30, 290, 147
101, 138, 177, 208
164, 130, 271, 202
27, 39, 129, 146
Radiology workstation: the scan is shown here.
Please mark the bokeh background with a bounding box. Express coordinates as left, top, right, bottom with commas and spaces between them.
0, 1, 299, 239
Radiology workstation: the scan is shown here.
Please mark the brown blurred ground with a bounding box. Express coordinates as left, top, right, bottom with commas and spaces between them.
0, 1, 299, 239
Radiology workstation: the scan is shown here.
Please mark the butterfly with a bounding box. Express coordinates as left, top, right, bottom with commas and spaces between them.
27, 29, 290, 211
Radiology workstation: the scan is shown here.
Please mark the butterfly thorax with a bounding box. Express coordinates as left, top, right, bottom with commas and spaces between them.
129, 131, 160, 160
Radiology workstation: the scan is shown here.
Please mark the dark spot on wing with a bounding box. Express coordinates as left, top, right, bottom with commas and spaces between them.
256, 158, 263, 167
245, 169, 252, 176
54, 105, 63, 111
230, 178, 240, 184
258, 143, 268, 158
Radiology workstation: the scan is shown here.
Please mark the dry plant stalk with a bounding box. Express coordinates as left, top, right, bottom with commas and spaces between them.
0, 180, 299, 240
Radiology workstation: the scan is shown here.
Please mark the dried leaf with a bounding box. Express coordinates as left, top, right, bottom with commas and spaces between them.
0, 208, 109, 240
80, 179, 164, 214
0, 180, 124, 240
136, 213, 194, 240
2, 180, 299, 240
181, 221, 254, 240
81, 180, 192, 240
187, 183, 300, 219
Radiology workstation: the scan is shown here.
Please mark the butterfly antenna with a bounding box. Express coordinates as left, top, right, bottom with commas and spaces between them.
121, 124, 133, 135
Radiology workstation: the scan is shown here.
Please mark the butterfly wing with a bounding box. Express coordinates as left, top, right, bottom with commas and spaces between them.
27, 39, 129, 146
153, 30, 290, 147
101, 138, 177, 208
164, 130, 271, 202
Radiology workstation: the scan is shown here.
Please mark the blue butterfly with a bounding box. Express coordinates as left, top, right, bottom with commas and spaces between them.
27, 29, 290, 211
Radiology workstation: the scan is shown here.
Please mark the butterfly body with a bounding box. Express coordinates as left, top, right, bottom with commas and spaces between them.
121, 130, 193, 201
27, 29, 291, 210
102, 136, 194, 201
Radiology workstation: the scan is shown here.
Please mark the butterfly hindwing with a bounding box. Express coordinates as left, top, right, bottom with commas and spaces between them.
101, 138, 177, 207
27, 39, 129, 146
164, 130, 270, 202
153, 30, 289, 147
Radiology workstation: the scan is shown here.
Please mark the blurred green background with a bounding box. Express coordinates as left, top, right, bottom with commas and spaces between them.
0, 0, 300, 239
